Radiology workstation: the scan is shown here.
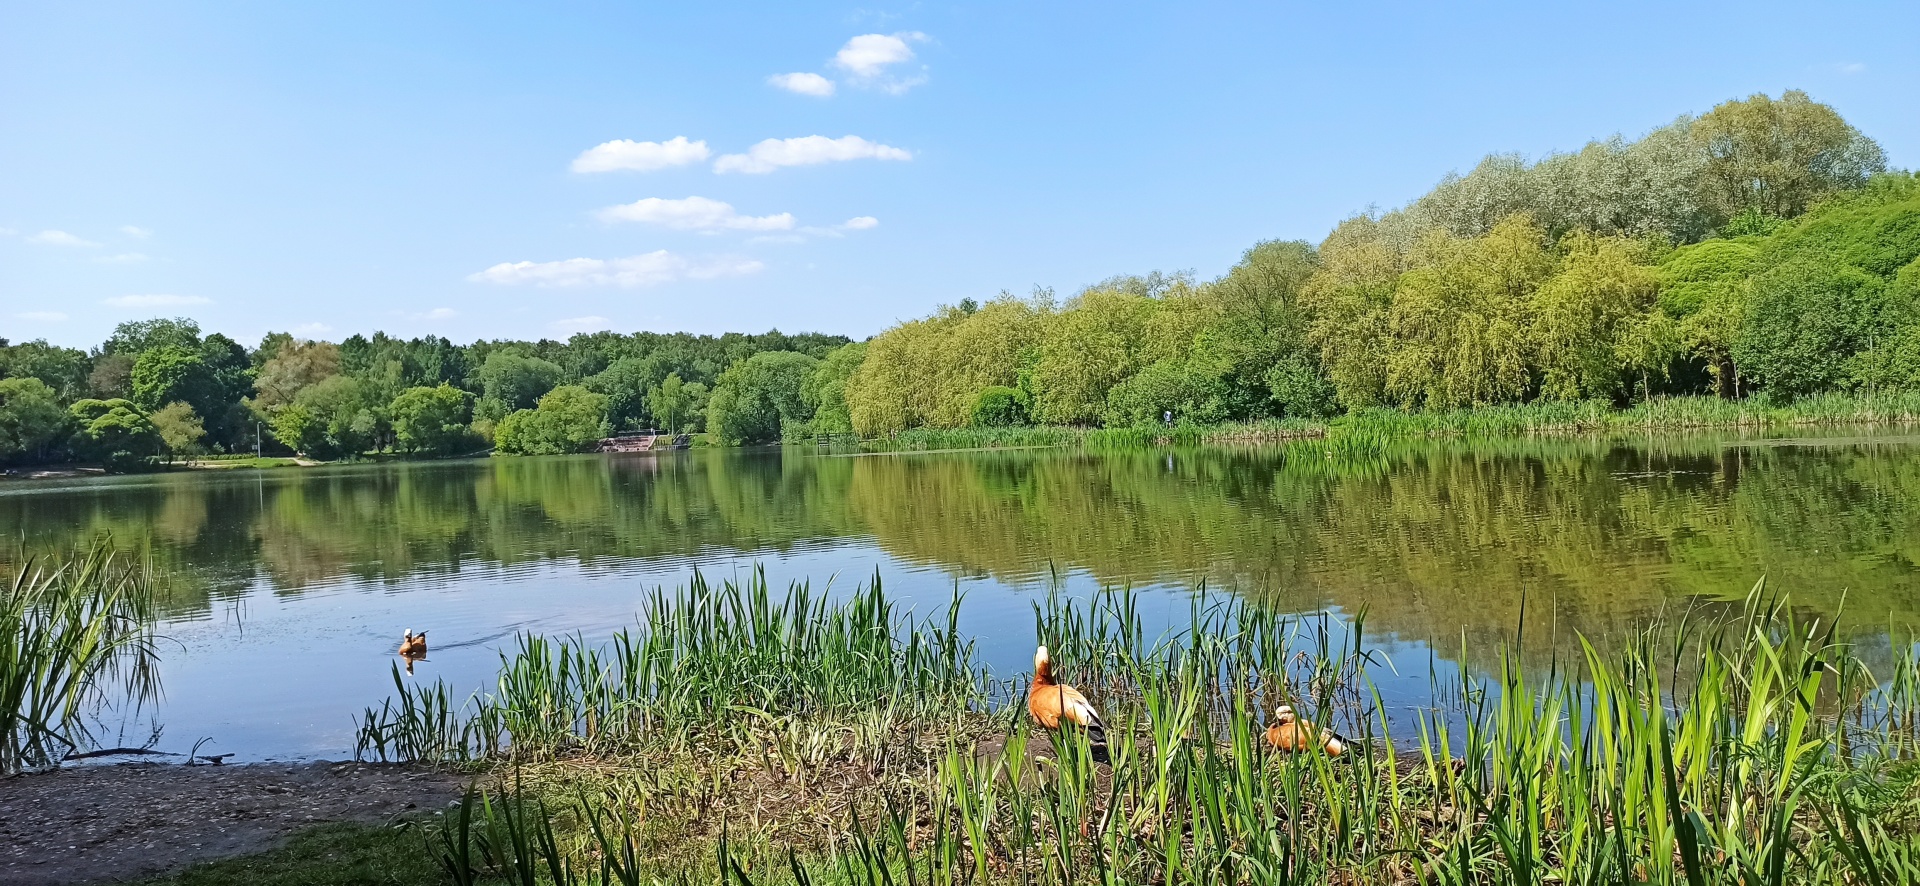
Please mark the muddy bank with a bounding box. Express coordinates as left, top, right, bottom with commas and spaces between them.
0, 761, 464, 885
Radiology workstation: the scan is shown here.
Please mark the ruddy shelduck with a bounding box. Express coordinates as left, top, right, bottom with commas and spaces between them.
399, 629, 428, 658
1264, 704, 1346, 757
1028, 645, 1109, 760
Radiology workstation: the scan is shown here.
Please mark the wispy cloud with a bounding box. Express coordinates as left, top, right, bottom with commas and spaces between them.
16, 311, 67, 322
550, 315, 613, 333
571, 137, 711, 173
0, 228, 16, 237
1836, 62, 1867, 75
595, 196, 795, 231
768, 72, 835, 97
121, 225, 152, 238
415, 307, 457, 320
714, 135, 911, 174
94, 252, 149, 264
28, 230, 99, 248
751, 216, 881, 244
831, 32, 929, 94
469, 251, 763, 288
105, 293, 210, 308
292, 322, 333, 336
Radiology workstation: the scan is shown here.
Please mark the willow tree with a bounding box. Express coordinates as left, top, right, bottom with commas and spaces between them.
1531, 233, 1661, 400
1030, 289, 1162, 425
1304, 215, 1407, 408
1385, 215, 1554, 408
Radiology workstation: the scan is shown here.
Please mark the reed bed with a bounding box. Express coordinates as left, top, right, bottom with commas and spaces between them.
367, 576, 1920, 885
854, 392, 1920, 457
0, 543, 161, 773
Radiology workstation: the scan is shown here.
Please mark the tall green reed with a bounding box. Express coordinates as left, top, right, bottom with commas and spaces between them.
358, 568, 987, 763
0, 542, 161, 772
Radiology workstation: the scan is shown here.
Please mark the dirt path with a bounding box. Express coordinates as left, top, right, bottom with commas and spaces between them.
0, 761, 465, 885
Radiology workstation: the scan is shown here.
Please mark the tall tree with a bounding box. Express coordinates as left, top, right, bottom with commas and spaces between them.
1692, 89, 1887, 223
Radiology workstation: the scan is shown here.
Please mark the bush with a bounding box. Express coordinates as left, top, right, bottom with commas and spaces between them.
390, 384, 475, 456
969, 386, 1030, 427
1103, 361, 1227, 426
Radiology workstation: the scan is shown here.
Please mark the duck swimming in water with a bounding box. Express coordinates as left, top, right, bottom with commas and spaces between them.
399, 629, 427, 658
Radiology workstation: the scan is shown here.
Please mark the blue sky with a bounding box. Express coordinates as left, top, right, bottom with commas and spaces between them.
4, 2, 1916, 350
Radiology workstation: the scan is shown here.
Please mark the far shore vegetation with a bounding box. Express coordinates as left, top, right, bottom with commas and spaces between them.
6, 88, 1919, 475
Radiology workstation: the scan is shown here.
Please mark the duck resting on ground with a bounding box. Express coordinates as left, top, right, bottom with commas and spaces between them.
1028, 645, 1110, 763
399, 629, 427, 658
1264, 704, 1347, 757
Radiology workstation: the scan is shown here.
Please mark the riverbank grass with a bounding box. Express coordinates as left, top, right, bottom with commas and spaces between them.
348, 573, 1920, 885
856, 391, 1920, 453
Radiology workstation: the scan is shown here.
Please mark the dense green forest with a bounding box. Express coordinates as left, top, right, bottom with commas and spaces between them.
2, 90, 1916, 467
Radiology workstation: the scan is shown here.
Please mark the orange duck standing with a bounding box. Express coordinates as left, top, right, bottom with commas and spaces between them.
1264, 704, 1347, 757
1028, 645, 1109, 762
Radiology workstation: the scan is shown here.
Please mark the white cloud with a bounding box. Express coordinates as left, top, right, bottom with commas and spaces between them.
714, 135, 911, 174
95, 252, 149, 264
0, 228, 16, 237
28, 230, 99, 248
293, 322, 333, 336
469, 251, 763, 288
768, 72, 836, 97
121, 225, 152, 238
595, 196, 795, 231
752, 216, 881, 244
105, 293, 210, 308
1837, 62, 1867, 75
550, 315, 613, 333
16, 311, 67, 322
416, 307, 457, 320
570, 136, 711, 173
831, 32, 929, 93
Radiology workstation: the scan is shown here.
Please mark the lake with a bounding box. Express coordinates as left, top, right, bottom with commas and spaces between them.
4, 430, 1918, 762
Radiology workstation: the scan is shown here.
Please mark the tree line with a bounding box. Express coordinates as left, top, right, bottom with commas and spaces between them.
845, 90, 1917, 435
0, 322, 853, 466
1, 89, 1914, 467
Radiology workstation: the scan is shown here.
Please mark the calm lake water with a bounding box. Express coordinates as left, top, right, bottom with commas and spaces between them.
5, 431, 1918, 761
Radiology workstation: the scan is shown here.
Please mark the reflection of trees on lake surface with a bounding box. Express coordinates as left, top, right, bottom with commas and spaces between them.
3, 434, 1917, 653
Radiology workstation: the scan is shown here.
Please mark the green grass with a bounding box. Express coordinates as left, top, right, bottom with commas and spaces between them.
345, 572, 1920, 885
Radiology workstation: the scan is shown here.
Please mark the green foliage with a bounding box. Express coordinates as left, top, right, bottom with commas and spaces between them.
645, 373, 704, 434
475, 351, 563, 412
67, 398, 161, 470
390, 384, 475, 456
802, 342, 867, 435
1734, 258, 1886, 398
583, 356, 660, 431
968, 385, 1031, 427
130, 346, 218, 414
103, 317, 200, 356
1693, 88, 1888, 222
493, 385, 610, 455
0, 339, 91, 402
149, 401, 207, 460
0, 377, 69, 464
1103, 360, 1226, 426
706, 351, 820, 444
